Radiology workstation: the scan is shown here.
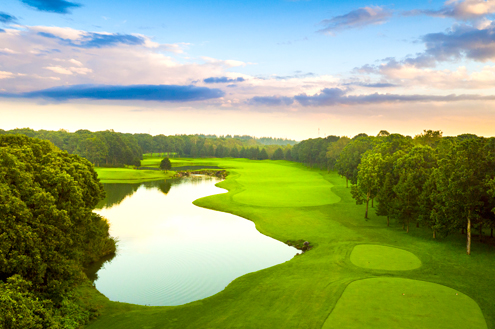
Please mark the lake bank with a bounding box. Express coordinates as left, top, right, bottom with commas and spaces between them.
89, 176, 297, 306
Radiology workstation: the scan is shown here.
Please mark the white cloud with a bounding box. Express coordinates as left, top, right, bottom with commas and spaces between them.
69, 59, 83, 66
45, 66, 74, 75
0, 71, 14, 79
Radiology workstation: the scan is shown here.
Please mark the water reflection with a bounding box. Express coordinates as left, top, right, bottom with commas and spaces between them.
96, 180, 172, 209
90, 176, 297, 306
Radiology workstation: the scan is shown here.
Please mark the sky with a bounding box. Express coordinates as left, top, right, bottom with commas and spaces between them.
2, 0, 495, 140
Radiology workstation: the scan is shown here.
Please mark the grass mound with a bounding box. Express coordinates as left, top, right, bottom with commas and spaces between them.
323, 277, 487, 329
350, 245, 422, 271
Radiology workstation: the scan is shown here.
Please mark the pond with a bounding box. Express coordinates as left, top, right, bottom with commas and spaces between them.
88, 176, 298, 306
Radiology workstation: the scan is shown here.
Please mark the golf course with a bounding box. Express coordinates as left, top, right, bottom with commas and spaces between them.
83, 157, 494, 329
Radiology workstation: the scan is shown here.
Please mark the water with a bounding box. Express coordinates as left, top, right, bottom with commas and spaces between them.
89, 176, 298, 306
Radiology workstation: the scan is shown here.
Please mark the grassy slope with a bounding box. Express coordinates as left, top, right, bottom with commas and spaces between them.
94, 167, 175, 184
85, 158, 495, 328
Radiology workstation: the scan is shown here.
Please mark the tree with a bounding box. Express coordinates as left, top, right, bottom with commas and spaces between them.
215, 144, 225, 158
336, 136, 374, 187
285, 148, 292, 161
393, 145, 437, 233
230, 146, 239, 158
431, 138, 487, 255
239, 147, 247, 158
414, 130, 443, 147
376, 130, 390, 137
351, 152, 383, 219
259, 148, 269, 160
326, 137, 350, 170
160, 157, 172, 171
272, 148, 284, 160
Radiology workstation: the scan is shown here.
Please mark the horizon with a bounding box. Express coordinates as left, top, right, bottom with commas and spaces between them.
2, 0, 495, 139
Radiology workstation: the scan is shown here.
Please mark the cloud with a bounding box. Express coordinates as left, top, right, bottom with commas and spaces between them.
420, 23, 495, 62
356, 22, 495, 78
318, 6, 392, 35
295, 88, 495, 106
247, 88, 495, 107
344, 81, 397, 88
21, 0, 81, 14
405, 0, 495, 21
0, 71, 15, 79
44, 65, 92, 75
0, 29, 5, 33
203, 76, 245, 83
247, 96, 294, 106
1, 84, 225, 102
38, 31, 146, 48
0, 25, 254, 94
0, 12, 18, 24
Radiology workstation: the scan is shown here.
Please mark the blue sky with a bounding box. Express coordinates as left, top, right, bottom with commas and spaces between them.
2, 0, 495, 139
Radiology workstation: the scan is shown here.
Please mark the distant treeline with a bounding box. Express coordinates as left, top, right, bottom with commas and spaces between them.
0, 128, 297, 167
295, 130, 495, 255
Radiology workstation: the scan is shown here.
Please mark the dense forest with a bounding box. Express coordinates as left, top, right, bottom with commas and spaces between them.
0, 135, 116, 327
0, 129, 297, 167
297, 130, 495, 255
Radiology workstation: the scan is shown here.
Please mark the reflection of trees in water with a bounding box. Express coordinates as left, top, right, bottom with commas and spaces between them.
95, 180, 180, 209
95, 183, 141, 209
84, 252, 116, 282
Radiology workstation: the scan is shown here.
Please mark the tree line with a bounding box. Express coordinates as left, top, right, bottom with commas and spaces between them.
329, 130, 495, 255
0, 128, 297, 166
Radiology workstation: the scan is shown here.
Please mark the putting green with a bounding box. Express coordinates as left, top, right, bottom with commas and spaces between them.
350, 245, 422, 271
323, 277, 487, 329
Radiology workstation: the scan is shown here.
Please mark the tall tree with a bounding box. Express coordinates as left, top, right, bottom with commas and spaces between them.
432, 138, 487, 255
272, 148, 284, 160
393, 145, 437, 233
351, 152, 383, 219
160, 157, 172, 171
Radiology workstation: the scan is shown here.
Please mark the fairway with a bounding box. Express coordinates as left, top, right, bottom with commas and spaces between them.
323, 277, 487, 329
84, 158, 493, 329
229, 160, 341, 207
350, 245, 422, 271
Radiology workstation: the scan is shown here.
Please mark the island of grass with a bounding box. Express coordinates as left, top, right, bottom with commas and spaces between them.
350, 244, 422, 271
84, 158, 493, 329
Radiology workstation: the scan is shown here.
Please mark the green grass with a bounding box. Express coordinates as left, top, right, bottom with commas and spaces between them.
350, 245, 422, 271
85, 158, 494, 329
323, 278, 487, 329
95, 167, 175, 184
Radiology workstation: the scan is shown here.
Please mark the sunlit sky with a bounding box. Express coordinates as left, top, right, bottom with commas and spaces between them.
2, 0, 495, 139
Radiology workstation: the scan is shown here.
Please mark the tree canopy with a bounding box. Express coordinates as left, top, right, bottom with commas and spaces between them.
0, 134, 116, 327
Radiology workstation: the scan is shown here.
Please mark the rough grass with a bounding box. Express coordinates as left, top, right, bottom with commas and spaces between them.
350, 244, 422, 271
84, 158, 494, 329
94, 168, 174, 184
